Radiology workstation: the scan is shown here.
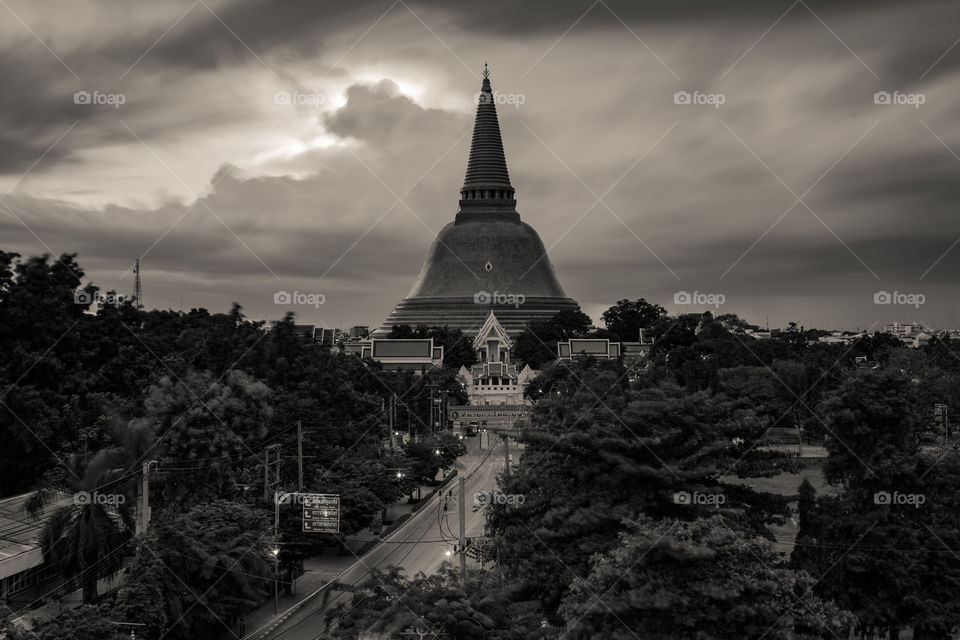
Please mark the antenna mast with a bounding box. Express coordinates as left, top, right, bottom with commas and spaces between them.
133, 257, 144, 310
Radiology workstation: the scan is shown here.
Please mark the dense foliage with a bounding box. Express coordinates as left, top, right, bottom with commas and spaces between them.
6, 251, 960, 639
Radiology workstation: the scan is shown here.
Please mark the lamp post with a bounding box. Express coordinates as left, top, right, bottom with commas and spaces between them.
271, 546, 279, 615
272, 491, 294, 617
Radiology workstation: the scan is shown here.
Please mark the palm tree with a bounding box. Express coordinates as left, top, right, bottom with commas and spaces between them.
38, 498, 130, 603
25, 419, 152, 603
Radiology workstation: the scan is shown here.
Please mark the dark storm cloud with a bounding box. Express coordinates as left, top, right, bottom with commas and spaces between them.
324, 80, 464, 143
94, 0, 405, 74
3, 0, 960, 328
824, 148, 960, 217
0, 40, 80, 172
0, 187, 427, 281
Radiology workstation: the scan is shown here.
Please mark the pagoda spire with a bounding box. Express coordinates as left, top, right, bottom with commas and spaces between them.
459, 64, 516, 214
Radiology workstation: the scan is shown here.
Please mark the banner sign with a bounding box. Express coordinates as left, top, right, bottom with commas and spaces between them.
447, 405, 531, 423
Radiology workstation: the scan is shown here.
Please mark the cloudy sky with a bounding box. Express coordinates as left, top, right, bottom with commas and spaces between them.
2, 0, 960, 331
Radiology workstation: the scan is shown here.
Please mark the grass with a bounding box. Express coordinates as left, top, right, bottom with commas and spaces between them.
722, 460, 837, 557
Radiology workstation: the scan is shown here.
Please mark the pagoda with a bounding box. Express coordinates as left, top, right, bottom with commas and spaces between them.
374, 66, 580, 337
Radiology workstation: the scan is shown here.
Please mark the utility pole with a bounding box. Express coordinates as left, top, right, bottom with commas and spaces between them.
440, 390, 449, 431
136, 461, 156, 535
458, 476, 466, 586
389, 393, 395, 450
264, 444, 282, 502
503, 434, 511, 478
426, 381, 441, 435
297, 421, 304, 492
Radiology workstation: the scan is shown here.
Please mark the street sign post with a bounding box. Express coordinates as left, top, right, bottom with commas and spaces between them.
301, 493, 340, 533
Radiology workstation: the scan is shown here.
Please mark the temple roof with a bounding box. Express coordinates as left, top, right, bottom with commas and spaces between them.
459, 65, 516, 213
463, 65, 512, 189
473, 310, 512, 350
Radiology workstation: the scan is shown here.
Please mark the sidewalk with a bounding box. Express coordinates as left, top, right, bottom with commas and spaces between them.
237, 549, 357, 638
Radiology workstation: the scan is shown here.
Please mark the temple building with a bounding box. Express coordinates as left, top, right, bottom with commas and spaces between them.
374, 67, 580, 337
458, 311, 537, 406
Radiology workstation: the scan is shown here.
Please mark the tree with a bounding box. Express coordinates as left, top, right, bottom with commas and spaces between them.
25, 425, 140, 604
325, 566, 549, 640
111, 535, 169, 640
36, 500, 131, 603
600, 298, 667, 341
494, 359, 791, 612
820, 370, 919, 489
512, 309, 592, 369
144, 368, 273, 510
152, 501, 271, 639
402, 434, 466, 487
795, 370, 960, 639
561, 516, 851, 640
25, 605, 126, 640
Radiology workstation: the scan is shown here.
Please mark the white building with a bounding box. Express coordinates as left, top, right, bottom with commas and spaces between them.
458, 311, 537, 406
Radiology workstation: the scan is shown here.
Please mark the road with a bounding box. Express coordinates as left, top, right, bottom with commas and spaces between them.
260, 436, 507, 640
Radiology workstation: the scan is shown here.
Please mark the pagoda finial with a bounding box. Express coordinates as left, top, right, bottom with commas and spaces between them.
459, 64, 515, 215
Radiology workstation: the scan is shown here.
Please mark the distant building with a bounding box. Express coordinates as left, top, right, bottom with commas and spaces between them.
621, 341, 653, 358
879, 322, 935, 348
291, 323, 316, 341
344, 337, 444, 372
882, 322, 927, 339
638, 328, 655, 346
557, 338, 622, 360
0, 491, 72, 603
349, 325, 370, 339
913, 331, 932, 348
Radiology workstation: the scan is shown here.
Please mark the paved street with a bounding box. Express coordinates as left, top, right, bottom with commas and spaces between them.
254, 437, 506, 640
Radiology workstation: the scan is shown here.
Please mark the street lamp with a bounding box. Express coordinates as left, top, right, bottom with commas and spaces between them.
271, 547, 280, 615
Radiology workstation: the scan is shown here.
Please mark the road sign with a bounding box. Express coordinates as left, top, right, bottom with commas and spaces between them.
301, 493, 340, 533
447, 405, 531, 424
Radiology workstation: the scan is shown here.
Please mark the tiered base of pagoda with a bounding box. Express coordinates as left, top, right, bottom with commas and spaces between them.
372, 296, 580, 337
